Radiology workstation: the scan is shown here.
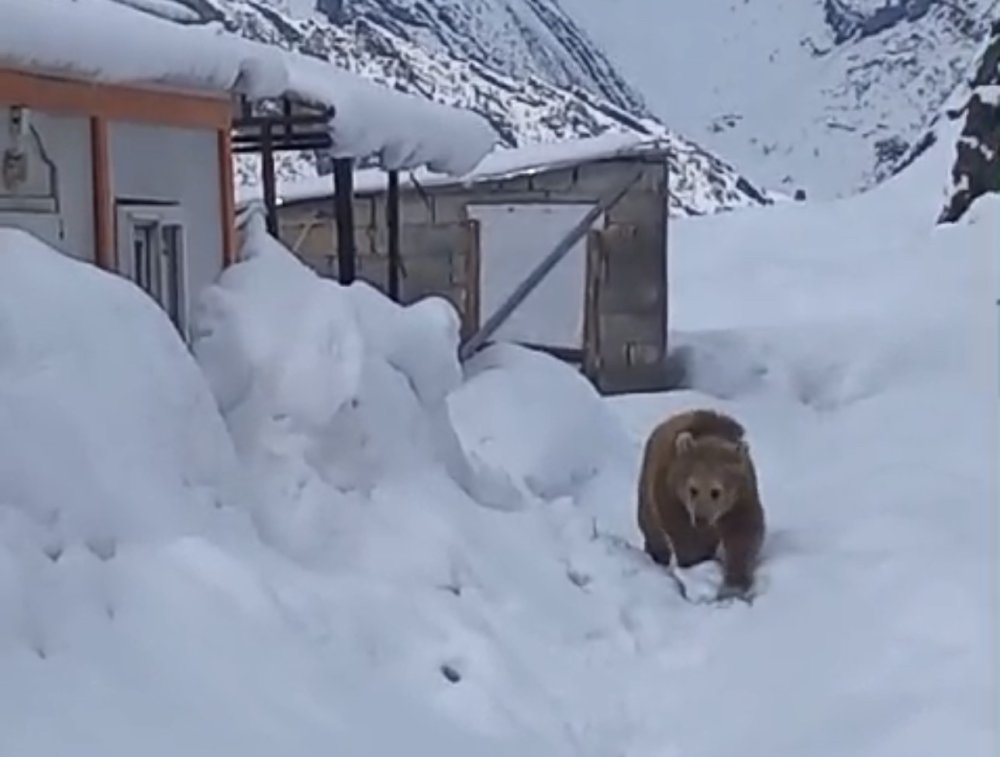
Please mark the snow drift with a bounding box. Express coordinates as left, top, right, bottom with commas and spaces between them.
0, 119, 995, 756
0, 222, 620, 754
0, 228, 244, 564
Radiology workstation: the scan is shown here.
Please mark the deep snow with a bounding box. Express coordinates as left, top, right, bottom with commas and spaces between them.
0, 121, 996, 755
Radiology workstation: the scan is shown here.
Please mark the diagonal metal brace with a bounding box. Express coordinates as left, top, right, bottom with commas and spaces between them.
459, 168, 644, 361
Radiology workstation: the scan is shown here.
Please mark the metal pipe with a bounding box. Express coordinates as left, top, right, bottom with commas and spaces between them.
260, 122, 278, 237
387, 169, 401, 301
332, 157, 356, 284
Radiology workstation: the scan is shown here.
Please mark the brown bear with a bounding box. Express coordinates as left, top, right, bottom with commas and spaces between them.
636, 407, 766, 602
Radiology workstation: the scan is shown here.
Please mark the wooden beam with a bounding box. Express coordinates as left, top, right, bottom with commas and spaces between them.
89, 116, 114, 271
217, 128, 237, 266
232, 135, 332, 153
332, 158, 356, 285
386, 170, 400, 301
0, 68, 230, 129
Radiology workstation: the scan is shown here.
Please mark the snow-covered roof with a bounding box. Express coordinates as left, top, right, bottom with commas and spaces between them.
241, 131, 668, 207
278, 51, 497, 176
0, 0, 288, 100
0, 0, 496, 176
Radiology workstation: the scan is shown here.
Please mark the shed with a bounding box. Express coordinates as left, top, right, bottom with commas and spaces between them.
265, 132, 672, 394
0, 0, 495, 339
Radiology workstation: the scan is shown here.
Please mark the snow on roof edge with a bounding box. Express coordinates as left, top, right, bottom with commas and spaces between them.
0, 0, 290, 100
278, 51, 497, 176
0, 0, 495, 176
239, 131, 668, 208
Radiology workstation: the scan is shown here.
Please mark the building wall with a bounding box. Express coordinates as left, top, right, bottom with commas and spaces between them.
276, 155, 671, 392
0, 106, 94, 261
108, 121, 223, 327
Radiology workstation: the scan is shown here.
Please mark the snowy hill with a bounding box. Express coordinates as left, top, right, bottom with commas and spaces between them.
559, 0, 999, 199
109, 0, 771, 215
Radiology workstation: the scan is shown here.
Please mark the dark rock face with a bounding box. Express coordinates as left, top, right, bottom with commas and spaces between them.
939, 23, 1000, 224
824, 0, 980, 45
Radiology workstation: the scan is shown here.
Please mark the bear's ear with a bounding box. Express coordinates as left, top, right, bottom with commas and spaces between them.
675, 431, 695, 454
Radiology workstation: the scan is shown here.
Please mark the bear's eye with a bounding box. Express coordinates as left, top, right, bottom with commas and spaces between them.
710, 486, 722, 500
688, 485, 699, 499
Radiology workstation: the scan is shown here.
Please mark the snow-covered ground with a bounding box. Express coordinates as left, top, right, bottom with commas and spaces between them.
0, 119, 995, 755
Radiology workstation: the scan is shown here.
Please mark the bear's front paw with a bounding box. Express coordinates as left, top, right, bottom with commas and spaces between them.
715, 582, 756, 606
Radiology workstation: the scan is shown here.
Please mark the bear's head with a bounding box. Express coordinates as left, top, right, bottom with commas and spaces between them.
672, 431, 749, 527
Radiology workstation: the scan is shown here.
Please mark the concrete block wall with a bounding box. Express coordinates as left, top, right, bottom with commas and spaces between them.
274, 153, 671, 393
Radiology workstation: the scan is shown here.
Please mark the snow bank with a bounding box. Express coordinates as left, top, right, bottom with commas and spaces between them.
185, 217, 670, 752
191, 211, 521, 563
0, 228, 244, 559
448, 343, 632, 506
0, 221, 582, 755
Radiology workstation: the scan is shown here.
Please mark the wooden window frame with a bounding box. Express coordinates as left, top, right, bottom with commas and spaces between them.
0, 67, 237, 270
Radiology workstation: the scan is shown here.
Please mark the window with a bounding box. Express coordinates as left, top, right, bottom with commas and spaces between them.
116, 204, 188, 337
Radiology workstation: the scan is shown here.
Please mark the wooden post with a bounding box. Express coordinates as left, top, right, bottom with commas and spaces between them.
217, 127, 237, 266
386, 169, 400, 301
332, 157, 356, 284
89, 116, 114, 271
260, 122, 278, 237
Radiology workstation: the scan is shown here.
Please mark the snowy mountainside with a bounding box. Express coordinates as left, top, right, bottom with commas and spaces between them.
309, 0, 649, 115
559, 0, 998, 199
112, 0, 771, 215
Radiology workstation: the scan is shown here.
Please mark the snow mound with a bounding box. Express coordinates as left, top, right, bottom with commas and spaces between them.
0, 220, 581, 756
191, 211, 523, 563
448, 343, 632, 505
0, 228, 243, 560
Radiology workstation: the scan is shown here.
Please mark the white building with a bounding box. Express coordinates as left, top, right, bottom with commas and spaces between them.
0, 0, 495, 338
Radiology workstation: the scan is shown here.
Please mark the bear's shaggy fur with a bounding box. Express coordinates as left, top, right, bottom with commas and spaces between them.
636, 408, 766, 600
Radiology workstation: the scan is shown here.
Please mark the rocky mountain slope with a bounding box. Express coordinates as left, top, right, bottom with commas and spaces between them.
559, 0, 999, 199
307, 0, 649, 115
937, 21, 1000, 223
110, 0, 770, 216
